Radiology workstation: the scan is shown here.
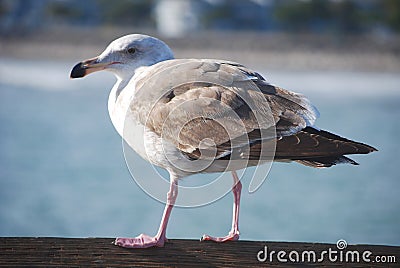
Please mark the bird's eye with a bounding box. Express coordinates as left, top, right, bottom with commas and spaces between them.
127, 48, 136, 54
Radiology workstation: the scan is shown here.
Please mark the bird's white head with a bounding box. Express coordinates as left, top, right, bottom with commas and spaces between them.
70, 34, 174, 81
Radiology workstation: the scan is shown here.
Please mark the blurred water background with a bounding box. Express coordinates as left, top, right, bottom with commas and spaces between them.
0, 0, 399, 246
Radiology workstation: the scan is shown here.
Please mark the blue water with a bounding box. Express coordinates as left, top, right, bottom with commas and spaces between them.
0, 58, 399, 246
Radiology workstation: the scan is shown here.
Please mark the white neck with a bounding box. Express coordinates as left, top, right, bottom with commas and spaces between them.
107, 66, 150, 137
108, 78, 124, 107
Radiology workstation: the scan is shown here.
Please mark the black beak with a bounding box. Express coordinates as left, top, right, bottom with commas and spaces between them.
70, 57, 107, 79
70, 62, 86, 78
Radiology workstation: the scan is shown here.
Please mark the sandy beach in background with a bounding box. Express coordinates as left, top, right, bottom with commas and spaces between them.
1, 26, 399, 72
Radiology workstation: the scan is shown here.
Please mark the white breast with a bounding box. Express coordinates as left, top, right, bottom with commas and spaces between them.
106, 66, 247, 178
107, 70, 187, 174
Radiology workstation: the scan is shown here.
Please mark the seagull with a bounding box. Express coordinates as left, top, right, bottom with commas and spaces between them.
70, 34, 376, 248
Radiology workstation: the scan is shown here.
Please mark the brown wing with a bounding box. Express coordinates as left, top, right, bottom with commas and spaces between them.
132, 59, 319, 160
131, 58, 376, 167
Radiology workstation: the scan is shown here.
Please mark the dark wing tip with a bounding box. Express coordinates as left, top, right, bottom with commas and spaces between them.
303, 127, 378, 154
369, 146, 378, 152
296, 156, 359, 168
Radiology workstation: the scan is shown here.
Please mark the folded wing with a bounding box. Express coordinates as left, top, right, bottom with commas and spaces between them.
131, 59, 375, 167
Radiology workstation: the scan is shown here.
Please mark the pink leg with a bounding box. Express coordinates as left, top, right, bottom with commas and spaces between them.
201, 170, 242, 242
114, 178, 178, 248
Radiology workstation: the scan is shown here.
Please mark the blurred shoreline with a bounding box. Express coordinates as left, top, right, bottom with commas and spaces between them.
1, 26, 399, 72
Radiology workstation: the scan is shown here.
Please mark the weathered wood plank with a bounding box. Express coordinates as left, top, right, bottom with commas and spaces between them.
0, 238, 398, 267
